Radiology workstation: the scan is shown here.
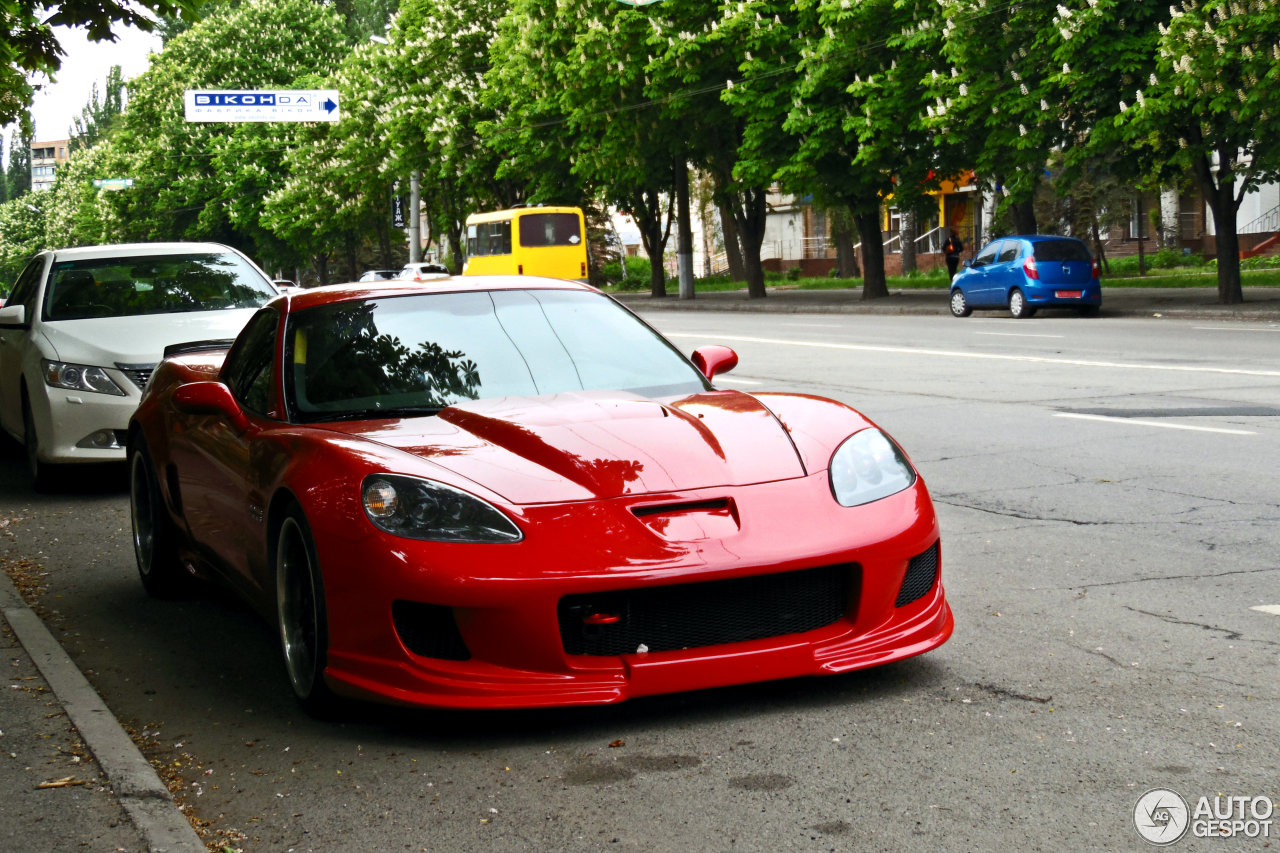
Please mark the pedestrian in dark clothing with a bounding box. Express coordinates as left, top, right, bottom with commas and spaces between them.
943, 229, 964, 280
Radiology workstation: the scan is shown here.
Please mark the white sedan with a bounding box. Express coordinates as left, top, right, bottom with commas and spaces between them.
0, 242, 279, 488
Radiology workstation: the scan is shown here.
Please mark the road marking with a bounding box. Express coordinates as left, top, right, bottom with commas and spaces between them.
1192, 326, 1280, 332
781, 322, 844, 328
1054, 413, 1255, 435
667, 333, 1280, 378
1251, 605, 1280, 616
975, 332, 1065, 339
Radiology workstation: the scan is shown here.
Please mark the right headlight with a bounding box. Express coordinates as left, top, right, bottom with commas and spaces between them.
829, 428, 917, 507
361, 474, 522, 543
43, 360, 126, 396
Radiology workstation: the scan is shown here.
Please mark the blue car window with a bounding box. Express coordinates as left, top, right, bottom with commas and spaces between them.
1033, 240, 1091, 262
972, 243, 999, 267
996, 241, 1021, 263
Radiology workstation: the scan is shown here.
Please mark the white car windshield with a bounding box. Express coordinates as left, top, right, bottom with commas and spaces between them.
43, 253, 277, 321
285, 289, 709, 421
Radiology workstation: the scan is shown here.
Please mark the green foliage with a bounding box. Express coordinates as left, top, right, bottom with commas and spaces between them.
0, 0, 201, 127
599, 256, 651, 290
69, 66, 125, 151
0, 191, 48, 285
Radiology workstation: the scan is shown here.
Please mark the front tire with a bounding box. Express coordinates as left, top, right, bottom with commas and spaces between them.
276, 507, 337, 715
21, 395, 53, 491
129, 439, 190, 598
1009, 288, 1036, 319
949, 288, 972, 317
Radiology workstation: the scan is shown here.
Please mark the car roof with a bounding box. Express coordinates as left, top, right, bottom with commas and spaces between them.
46, 242, 246, 260
277, 275, 595, 312
994, 235, 1085, 243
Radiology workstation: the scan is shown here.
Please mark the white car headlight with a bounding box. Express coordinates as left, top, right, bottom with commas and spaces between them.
362, 474, 522, 543
43, 361, 126, 396
829, 429, 916, 507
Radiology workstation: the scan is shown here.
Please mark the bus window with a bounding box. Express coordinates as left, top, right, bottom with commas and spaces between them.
467, 221, 512, 257
519, 213, 582, 248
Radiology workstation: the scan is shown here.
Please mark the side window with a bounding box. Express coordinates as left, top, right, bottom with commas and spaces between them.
8, 257, 45, 319
997, 241, 1021, 263
973, 242, 1000, 267
222, 308, 279, 416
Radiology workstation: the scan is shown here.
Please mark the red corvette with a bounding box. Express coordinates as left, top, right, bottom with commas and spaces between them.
128, 276, 951, 713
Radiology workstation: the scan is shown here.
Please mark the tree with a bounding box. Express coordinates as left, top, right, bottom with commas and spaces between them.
107, 0, 347, 267
1, 0, 202, 127
69, 65, 125, 151
5, 125, 31, 200
1058, 0, 1280, 304
0, 188, 47, 283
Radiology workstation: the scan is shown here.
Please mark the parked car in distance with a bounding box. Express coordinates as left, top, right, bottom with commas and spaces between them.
128, 275, 952, 715
950, 235, 1101, 319
357, 269, 401, 282
398, 262, 450, 281
0, 242, 279, 488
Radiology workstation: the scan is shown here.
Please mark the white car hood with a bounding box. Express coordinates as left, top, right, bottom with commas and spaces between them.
37, 309, 260, 366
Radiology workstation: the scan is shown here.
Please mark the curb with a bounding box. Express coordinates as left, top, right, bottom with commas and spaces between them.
0, 572, 205, 853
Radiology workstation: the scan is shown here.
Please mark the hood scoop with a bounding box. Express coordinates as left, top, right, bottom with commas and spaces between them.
631, 498, 739, 542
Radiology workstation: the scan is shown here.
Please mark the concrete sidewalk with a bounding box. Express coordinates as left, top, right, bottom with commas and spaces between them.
615, 285, 1280, 321
1, 569, 205, 853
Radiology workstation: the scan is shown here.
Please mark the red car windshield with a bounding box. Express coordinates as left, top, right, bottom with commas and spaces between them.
284, 290, 709, 421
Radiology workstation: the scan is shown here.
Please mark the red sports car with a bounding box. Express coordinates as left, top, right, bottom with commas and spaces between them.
128, 276, 952, 713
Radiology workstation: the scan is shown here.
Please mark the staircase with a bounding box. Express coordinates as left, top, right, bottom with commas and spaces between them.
1240, 205, 1280, 259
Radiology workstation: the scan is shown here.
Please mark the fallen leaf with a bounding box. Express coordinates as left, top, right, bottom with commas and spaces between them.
608, 739, 625, 748
37, 777, 87, 789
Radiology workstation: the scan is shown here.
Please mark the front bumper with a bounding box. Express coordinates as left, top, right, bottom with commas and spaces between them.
26, 367, 142, 463
311, 472, 952, 709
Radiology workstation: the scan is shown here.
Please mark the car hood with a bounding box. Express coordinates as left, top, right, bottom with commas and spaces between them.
38, 310, 260, 366
327, 389, 807, 504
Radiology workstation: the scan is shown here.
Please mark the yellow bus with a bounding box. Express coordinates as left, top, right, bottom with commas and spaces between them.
462, 205, 589, 283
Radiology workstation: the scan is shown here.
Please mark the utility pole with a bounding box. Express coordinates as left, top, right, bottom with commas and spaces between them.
676, 161, 694, 299
407, 170, 422, 263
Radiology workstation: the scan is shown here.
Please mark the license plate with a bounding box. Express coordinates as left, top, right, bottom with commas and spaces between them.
1055, 290, 1082, 298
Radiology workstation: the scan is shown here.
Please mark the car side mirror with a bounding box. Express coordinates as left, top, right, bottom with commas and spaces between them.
274, 280, 299, 291
0, 304, 27, 328
961, 259, 971, 269
691, 345, 739, 382
173, 381, 251, 432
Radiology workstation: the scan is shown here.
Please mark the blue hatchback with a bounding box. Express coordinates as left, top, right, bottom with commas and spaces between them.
950, 235, 1101, 319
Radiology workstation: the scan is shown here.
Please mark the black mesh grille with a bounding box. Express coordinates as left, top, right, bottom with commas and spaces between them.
895, 542, 939, 607
392, 601, 471, 660
115, 363, 156, 391
558, 564, 854, 657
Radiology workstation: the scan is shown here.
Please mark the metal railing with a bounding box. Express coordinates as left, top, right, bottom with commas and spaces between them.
1240, 205, 1279, 235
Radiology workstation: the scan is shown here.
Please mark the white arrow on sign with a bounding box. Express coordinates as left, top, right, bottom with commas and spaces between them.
184, 90, 341, 123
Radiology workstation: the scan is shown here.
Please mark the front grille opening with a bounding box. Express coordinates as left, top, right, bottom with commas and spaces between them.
558, 563, 854, 657
115, 363, 156, 391
392, 600, 471, 661
895, 541, 940, 608
632, 498, 730, 518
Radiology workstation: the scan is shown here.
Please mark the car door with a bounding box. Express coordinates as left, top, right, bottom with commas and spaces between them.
965, 241, 1003, 305
993, 239, 1024, 301
171, 308, 282, 599
0, 256, 49, 438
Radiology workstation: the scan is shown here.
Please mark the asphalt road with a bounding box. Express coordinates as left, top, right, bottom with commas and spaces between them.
1, 309, 1277, 852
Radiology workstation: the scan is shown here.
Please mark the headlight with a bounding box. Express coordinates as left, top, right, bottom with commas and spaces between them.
361, 474, 522, 543
829, 428, 916, 507
43, 361, 126, 396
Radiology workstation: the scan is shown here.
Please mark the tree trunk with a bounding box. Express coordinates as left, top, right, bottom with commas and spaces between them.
855, 208, 888, 299
1092, 218, 1109, 275
1010, 198, 1037, 234
344, 232, 359, 283
675, 160, 695, 299
731, 187, 769, 299
832, 208, 859, 278
899, 209, 917, 274
1192, 150, 1244, 304
631, 188, 673, 297
717, 201, 746, 282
